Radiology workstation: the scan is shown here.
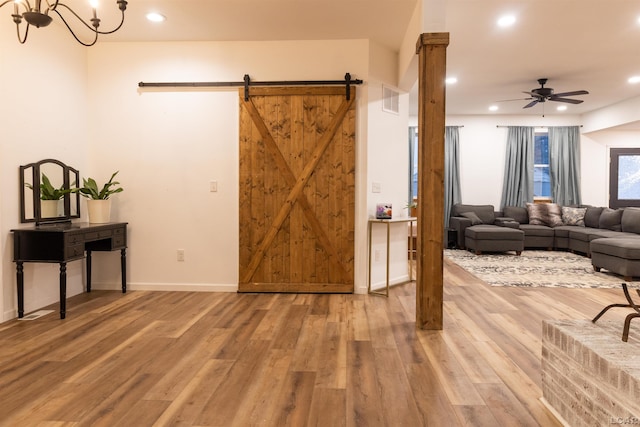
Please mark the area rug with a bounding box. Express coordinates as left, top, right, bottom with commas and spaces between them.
444, 249, 636, 288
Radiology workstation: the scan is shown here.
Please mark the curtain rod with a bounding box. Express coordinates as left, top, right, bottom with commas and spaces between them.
496, 125, 583, 128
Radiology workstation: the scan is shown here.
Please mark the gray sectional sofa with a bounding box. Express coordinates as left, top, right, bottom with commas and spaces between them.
449, 203, 640, 281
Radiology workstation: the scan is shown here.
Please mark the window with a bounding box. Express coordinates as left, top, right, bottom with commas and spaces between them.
534, 132, 551, 198
408, 127, 418, 202
609, 147, 640, 208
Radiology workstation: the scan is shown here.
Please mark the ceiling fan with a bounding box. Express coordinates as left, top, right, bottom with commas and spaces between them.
518, 78, 589, 109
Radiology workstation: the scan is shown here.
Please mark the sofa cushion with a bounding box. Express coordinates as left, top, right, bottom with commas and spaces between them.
503, 206, 528, 224
583, 206, 604, 228
591, 238, 640, 260
465, 224, 524, 241
526, 203, 563, 227
561, 206, 587, 226
460, 211, 483, 225
451, 204, 496, 225
552, 225, 571, 238
519, 224, 555, 237
621, 208, 640, 234
599, 208, 623, 231
568, 228, 636, 243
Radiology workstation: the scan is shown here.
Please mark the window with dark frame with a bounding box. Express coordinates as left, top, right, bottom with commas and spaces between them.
534, 131, 551, 199
609, 147, 640, 208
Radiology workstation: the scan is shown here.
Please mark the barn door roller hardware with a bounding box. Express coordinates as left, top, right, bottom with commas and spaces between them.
138, 73, 363, 101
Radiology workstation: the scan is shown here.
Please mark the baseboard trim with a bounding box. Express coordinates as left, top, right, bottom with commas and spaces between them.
3, 309, 17, 323
369, 274, 412, 292
91, 282, 238, 292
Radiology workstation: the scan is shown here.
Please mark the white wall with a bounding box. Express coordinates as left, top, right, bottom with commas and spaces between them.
365, 43, 413, 290
85, 40, 373, 294
0, 21, 90, 320
445, 114, 597, 208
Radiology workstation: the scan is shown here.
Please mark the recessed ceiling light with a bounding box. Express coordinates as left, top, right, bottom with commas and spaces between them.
497, 15, 516, 27
489, 105, 499, 111
445, 77, 458, 85
628, 76, 640, 84
146, 12, 166, 22
557, 105, 568, 111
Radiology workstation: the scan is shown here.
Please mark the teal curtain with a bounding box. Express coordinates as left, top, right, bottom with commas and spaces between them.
500, 126, 534, 208
444, 126, 462, 226
549, 126, 582, 205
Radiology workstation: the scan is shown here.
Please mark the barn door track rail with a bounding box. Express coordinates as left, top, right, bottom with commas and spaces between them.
138, 73, 363, 101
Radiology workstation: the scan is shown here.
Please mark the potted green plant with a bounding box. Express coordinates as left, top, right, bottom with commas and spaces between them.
79, 171, 123, 223
25, 173, 78, 217
405, 200, 418, 217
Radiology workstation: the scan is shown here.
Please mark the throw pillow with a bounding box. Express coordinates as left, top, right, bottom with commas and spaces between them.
503, 206, 528, 224
526, 203, 563, 227
584, 206, 603, 228
599, 208, 623, 231
460, 211, 483, 225
561, 206, 587, 226
621, 208, 640, 234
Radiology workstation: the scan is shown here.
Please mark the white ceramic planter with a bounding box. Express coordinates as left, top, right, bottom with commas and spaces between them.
86, 199, 111, 223
41, 199, 62, 218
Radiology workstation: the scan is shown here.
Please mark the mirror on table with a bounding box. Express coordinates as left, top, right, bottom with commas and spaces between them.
20, 159, 81, 225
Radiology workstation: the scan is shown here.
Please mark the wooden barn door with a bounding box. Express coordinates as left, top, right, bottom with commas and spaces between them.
238, 86, 355, 293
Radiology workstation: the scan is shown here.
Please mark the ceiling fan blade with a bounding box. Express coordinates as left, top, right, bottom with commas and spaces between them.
552, 90, 589, 97
496, 97, 533, 102
549, 97, 584, 104
523, 99, 539, 108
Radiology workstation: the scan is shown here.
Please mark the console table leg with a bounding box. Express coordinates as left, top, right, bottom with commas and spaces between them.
121, 248, 127, 293
86, 249, 92, 292
16, 262, 24, 318
59, 262, 67, 319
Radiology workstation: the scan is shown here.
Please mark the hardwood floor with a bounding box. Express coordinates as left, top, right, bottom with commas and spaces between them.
0, 258, 632, 426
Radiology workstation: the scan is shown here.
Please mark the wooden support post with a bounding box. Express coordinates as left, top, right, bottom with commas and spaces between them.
415, 33, 449, 330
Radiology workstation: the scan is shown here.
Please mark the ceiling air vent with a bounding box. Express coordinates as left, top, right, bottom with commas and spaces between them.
382, 86, 399, 114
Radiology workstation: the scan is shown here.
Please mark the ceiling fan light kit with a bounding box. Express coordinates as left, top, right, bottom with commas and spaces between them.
1, 0, 127, 46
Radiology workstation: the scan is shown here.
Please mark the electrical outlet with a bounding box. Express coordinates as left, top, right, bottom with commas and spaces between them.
372, 182, 381, 193
177, 249, 185, 261
374, 249, 380, 262
210, 181, 218, 192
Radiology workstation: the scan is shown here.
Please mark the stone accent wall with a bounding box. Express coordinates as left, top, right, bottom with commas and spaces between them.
542, 319, 640, 426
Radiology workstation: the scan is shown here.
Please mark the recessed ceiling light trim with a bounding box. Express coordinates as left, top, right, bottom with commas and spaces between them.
146, 12, 166, 23
628, 76, 640, 84
497, 15, 516, 27
445, 77, 458, 85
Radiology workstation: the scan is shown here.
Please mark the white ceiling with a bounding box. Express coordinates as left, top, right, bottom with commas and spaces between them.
82, 0, 640, 118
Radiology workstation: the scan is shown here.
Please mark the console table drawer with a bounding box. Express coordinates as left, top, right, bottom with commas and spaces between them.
65, 243, 85, 258
84, 230, 114, 240
66, 233, 84, 245
113, 236, 126, 248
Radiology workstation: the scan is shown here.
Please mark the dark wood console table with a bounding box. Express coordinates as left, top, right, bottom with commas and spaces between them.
11, 222, 127, 319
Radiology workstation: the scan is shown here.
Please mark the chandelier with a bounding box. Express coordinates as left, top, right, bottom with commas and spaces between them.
0, 0, 127, 46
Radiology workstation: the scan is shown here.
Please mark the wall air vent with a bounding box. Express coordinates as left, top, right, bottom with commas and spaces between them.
382, 86, 399, 114
18, 310, 54, 320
